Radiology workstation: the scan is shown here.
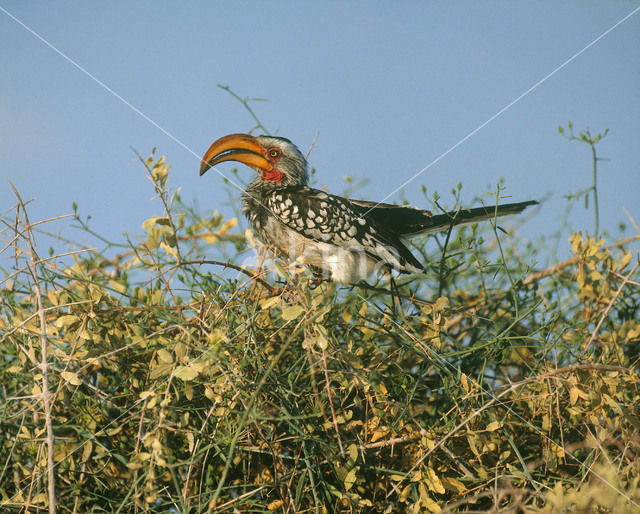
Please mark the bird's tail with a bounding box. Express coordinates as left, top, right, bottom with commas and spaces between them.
420, 200, 538, 235
350, 198, 538, 236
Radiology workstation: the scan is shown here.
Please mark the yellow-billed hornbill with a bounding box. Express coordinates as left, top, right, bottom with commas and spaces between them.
200, 134, 537, 284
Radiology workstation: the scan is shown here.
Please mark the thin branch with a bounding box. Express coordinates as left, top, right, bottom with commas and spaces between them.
306, 131, 319, 160
9, 181, 56, 514
320, 345, 345, 455
133, 148, 183, 265
217, 84, 271, 135
585, 260, 639, 348
180, 259, 275, 292
523, 234, 640, 285
390, 363, 634, 499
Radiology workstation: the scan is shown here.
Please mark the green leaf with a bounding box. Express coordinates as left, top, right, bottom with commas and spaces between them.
343, 467, 358, 491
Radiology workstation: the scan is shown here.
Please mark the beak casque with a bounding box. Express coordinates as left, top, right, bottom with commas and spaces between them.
199, 133, 270, 176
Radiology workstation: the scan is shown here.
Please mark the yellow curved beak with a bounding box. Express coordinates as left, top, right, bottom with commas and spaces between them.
199, 133, 270, 176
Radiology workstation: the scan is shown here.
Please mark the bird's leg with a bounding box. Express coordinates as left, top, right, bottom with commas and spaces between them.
374, 263, 402, 316
389, 276, 403, 317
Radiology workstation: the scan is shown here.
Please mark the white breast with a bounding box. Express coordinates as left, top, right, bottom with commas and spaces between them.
260, 219, 379, 284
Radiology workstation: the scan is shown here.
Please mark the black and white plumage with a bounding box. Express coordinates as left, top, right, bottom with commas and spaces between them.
200, 134, 537, 284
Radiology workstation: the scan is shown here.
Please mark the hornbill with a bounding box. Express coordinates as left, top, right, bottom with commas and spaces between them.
200, 133, 537, 284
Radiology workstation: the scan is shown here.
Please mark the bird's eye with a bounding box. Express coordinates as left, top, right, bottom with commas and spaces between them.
267, 148, 281, 159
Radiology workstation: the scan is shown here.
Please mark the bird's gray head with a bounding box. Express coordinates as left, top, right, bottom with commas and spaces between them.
200, 133, 309, 188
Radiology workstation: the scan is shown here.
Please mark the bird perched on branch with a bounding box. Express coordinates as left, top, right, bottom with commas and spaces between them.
200, 134, 537, 284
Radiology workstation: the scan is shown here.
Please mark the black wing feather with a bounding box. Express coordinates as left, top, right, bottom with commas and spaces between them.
266, 187, 424, 272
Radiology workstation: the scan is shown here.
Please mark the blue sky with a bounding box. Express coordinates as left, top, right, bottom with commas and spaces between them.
2, 2, 639, 267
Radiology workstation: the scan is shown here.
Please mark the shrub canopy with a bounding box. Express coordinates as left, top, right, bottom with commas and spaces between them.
1, 151, 639, 513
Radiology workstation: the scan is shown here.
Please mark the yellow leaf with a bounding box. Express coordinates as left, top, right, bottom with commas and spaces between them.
281, 304, 304, 321
305, 333, 328, 350
142, 216, 169, 230
82, 441, 93, 463
267, 500, 284, 511
32, 493, 47, 505
47, 289, 59, 306
460, 373, 469, 393
569, 232, 582, 253
61, 371, 82, 386
107, 426, 122, 436
569, 386, 580, 405
218, 217, 238, 235
259, 296, 280, 310
204, 386, 215, 402
55, 315, 80, 329
108, 280, 127, 294
603, 393, 623, 414
370, 430, 387, 443
359, 325, 376, 338
485, 420, 502, 432
425, 466, 445, 494
88, 284, 104, 302
422, 493, 441, 512
175, 362, 205, 381
442, 476, 467, 492
145, 494, 158, 504
619, 251, 632, 270
399, 484, 412, 502
150, 362, 172, 379
202, 233, 218, 244
157, 349, 173, 364
419, 481, 442, 512
347, 443, 358, 463
137, 452, 152, 461
433, 296, 448, 312
244, 227, 257, 246
207, 328, 228, 345
174, 342, 187, 359
160, 241, 179, 259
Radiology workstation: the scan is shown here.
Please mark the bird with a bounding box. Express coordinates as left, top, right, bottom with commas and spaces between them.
199, 133, 537, 284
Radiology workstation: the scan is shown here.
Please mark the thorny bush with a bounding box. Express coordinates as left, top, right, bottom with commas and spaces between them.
1, 150, 639, 513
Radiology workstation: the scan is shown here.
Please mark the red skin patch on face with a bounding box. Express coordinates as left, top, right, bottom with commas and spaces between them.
262, 168, 284, 182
